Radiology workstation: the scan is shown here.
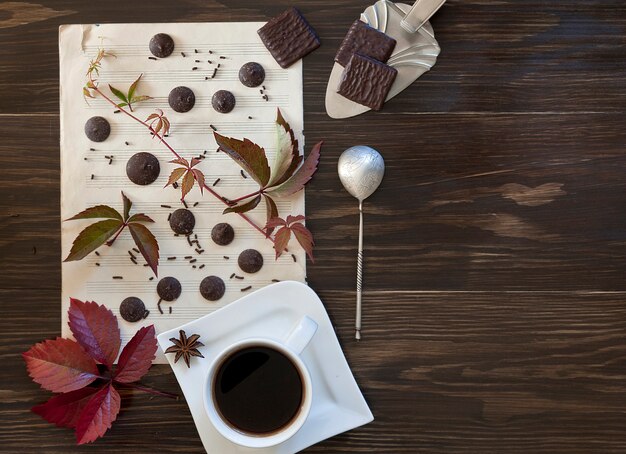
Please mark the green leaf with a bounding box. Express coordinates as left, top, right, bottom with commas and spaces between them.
121, 192, 131, 221
267, 141, 322, 198
108, 84, 127, 104
263, 194, 279, 236
116, 102, 128, 108
223, 194, 262, 215
130, 95, 152, 104
127, 74, 142, 101
268, 109, 300, 187
214, 133, 271, 187
127, 213, 154, 223
65, 205, 123, 222
64, 219, 123, 262
128, 223, 159, 277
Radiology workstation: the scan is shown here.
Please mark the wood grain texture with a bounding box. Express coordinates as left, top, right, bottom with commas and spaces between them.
1, 0, 626, 452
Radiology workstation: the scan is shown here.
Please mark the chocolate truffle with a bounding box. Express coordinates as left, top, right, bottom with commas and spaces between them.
337, 53, 397, 111
238, 62, 265, 87
211, 90, 236, 113
335, 20, 396, 66
169, 208, 195, 235
168, 86, 195, 113
84, 116, 110, 142
257, 7, 320, 69
200, 276, 225, 301
238, 249, 263, 274
211, 223, 235, 246
126, 152, 160, 185
157, 276, 182, 302
149, 33, 175, 58
120, 297, 147, 323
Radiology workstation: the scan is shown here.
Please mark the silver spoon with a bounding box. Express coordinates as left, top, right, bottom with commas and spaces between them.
338, 146, 385, 340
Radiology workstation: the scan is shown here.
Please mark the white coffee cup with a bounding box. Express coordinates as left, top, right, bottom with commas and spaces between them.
203, 316, 318, 448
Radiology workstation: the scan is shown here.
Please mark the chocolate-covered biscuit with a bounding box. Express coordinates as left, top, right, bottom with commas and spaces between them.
238, 249, 263, 274
337, 53, 397, 111
126, 152, 160, 185
84, 116, 110, 142
335, 20, 396, 66
149, 33, 175, 58
200, 276, 225, 301
168, 86, 195, 113
120, 297, 147, 323
238, 62, 265, 87
211, 90, 236, 113
211, 223, 235, 246
157, 276, 182, 301
169, 208, 195, 235
257, 7, 320, 69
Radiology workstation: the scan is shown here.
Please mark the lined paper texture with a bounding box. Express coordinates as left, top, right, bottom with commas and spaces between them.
60, 23, 305, 363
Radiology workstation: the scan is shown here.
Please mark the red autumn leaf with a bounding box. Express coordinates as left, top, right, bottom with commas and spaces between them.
32, 387, 100, 429
68, 299, 120, 367
114, 325, 157, 384
268, 109, 300, 187
166, 167, 186, 187
264, 195, 279, 236
128, 223, 159, 277
291, 223, 315, 263
286, 214, 306, 225
265, 216, 287, 229
64, 205, 122, 222
190, 157, 202, 168
214, 133, 271, 187
170, 157, 189, 167
223, 194, 262, 215
192, 169, 205, 194
181, 170, 194, 200
121, 191, 132, 221
273, 226, 291, 259
23, 338, 99, 393
75, 384, 121, 445
267, 141, 322, 198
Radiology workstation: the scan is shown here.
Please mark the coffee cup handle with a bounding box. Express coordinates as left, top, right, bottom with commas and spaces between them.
284, 316, 318, 355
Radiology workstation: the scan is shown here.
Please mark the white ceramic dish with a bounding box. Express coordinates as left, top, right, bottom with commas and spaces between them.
157, 281, 374, 453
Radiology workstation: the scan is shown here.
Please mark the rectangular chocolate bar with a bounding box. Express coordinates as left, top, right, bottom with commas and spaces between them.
258, 7, 320, 69
335, 20, 396, 67
337, 53, 397, 111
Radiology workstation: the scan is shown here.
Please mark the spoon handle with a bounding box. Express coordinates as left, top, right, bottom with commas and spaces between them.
355, 201, 364, 340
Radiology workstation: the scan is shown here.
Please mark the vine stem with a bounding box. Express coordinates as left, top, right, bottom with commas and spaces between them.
228, 189, 264, 204
91, 83, 274, 245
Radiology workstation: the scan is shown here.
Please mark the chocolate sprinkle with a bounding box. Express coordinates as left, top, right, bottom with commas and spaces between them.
241, 286, 252, 292
148, 56, 158, 61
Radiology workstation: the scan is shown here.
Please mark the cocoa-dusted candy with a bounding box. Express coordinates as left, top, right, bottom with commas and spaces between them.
126, 152, 160, 185
238, 249, 263, 274
84, 116, 110, 142
200, 276, 225, 301
337, 53, 397, 111
257, 7, 320, 69
335, 20, 396, 66
169, 208, 195, 235
149, 33, 175, 58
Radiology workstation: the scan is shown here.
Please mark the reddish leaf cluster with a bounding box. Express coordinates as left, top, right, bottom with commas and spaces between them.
23, 299, 159, 445
266, 215, 315, 262
64, 192, 160, 276
165, 156, 206, 201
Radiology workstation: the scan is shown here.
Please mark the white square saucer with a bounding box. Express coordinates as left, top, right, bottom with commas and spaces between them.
157, 281, 374, 453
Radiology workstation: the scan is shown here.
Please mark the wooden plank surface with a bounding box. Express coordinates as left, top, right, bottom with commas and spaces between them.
1, 0, 626, 452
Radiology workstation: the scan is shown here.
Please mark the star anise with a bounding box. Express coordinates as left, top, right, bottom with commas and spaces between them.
164, 330, 204, 368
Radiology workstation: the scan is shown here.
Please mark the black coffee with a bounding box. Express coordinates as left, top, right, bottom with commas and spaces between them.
213, 345, 303, 435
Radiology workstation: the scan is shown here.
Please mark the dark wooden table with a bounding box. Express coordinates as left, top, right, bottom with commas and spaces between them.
2, 0, 626, 452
